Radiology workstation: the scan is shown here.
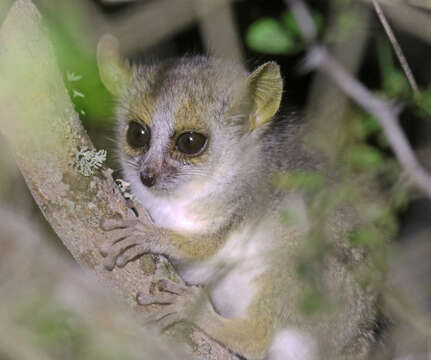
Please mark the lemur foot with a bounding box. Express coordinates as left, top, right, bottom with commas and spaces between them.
138, 279, 210, 330
100, 204, 156, 270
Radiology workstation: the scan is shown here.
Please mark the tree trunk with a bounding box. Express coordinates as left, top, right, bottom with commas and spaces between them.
0, 1, 236, 359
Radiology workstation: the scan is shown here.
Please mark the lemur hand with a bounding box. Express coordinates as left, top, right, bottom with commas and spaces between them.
100, 203, 158, 270
139, 279, 213, 330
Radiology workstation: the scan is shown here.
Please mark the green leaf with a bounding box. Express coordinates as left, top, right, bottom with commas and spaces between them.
336, 12, 359, 33
348, 228, 383, 249
42, 3, 114, 126
246, 11, 323, 55
281, 11, 301, 36
360, 114, 381, 138
415, 89, 431, 116
345, 145, 383, 170
246, 18, 295, 54
274, 170, 325, 193
299, 287, 329, 316
384, 69, 410, 98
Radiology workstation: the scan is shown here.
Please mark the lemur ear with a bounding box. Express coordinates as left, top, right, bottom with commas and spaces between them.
97, 34, 131, 96
247, 62, 283, 130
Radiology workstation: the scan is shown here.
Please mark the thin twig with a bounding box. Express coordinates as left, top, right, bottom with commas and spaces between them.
372, 0, 420, 96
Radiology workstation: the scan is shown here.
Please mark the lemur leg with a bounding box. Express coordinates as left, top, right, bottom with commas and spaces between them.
139, 279, 275, 360
100, 209, 275, 359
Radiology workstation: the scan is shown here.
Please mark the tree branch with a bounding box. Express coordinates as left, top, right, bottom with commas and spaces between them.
285, 0, 431, 201
0, 1, 236, 359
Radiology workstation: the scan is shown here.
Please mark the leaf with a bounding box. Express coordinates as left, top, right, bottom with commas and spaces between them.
348, 228, 383, 249
344, 145, 383, 170
273, 170, 325, 193
299, 287, 329, 316
383, 69, 410, 98
246, 18, 295, 54
42, 2, 114, 126
281, 11, 301, 37
415, 89, 431, 116
360, 114, 381, 138
246, 11, 323, 55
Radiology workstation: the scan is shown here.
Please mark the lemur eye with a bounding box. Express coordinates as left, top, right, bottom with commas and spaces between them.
175, 132, 207, 156
126, 121, 151, 149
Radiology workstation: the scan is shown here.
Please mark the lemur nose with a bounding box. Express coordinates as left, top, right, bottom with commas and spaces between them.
140, 172, 156, 187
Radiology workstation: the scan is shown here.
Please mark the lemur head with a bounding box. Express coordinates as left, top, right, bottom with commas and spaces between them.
97, 35, 282, 204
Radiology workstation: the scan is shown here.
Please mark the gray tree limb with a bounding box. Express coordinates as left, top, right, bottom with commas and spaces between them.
0, 1, 236, 359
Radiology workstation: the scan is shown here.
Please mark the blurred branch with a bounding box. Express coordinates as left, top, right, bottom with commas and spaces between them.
0, 1, 236, 359
408, 0, 431, 10
372, 0, 420, 96
0, 206, 176, 360
97, 0, 196, 54
0, 0, 13, 24
35, 0, 244, 62
285, 0, 431, 200
284, 0, 317, 42
102, 0, 243, 61
0, 325, 54, 360
302, 1, 371, 161
194, 0, 244, 61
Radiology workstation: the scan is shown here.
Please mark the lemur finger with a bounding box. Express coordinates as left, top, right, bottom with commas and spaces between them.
99, 228, 135, 256
138, 210, 154, 224
100, 217, 138, 231
137, 292, 177, 306
145, 310, 171, 324
158, 279, 187, 295
143, 305, 179, 325
103, 252, 121, 271
157, 311, 181, 330
147, 312, 178, 329
102, 237, 141, 267
116, 243, 149, 267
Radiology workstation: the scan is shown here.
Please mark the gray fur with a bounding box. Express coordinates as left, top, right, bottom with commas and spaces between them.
99, 52, 380, 359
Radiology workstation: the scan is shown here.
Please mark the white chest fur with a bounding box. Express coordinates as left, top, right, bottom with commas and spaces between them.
178, 221, 271, 318
143, 192, 206, 233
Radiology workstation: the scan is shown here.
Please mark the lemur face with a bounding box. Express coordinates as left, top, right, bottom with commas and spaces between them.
96, 37, 282, 203
120, 110, 211, 194
116, 57, 251, 198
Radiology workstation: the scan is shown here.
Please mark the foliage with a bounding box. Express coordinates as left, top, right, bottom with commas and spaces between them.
246, 10, 323, 54
40, 2, 114, 127
248, 4, 420, 318
18, 300, 89, 360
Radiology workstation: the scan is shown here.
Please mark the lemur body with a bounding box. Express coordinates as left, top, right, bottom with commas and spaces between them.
97, 35, 378, 360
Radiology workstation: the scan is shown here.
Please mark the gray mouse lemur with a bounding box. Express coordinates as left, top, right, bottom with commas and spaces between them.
97, 34, 379, 360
